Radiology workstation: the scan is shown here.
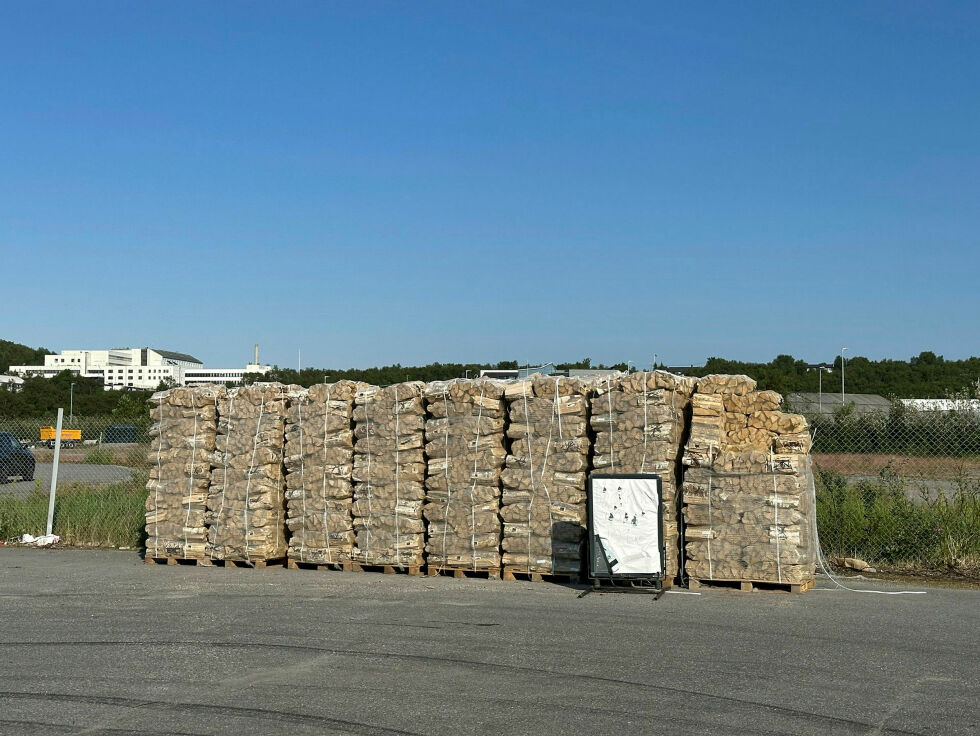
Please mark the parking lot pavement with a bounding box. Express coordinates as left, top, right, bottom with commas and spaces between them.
0, 462, 137, 497
0, 549, 977, 735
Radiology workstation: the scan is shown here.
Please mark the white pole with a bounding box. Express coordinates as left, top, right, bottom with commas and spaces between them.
46, 408, 64, 536
841, 348, 848, 404
819, 369, 822, 413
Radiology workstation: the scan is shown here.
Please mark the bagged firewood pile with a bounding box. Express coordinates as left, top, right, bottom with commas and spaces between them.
681, 374, 815, 585
284, 381, 365, 564
500, 376, 594, 576
207, 384, 288, 562
146, 386, 224, 559
423, 379, 507, 571
591, 371, 696, 582
352, 381, 427, 568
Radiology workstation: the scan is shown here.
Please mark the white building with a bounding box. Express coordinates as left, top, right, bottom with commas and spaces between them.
9, 346, 271, 390
183, 363, 271, 387
0, 375, 24, 391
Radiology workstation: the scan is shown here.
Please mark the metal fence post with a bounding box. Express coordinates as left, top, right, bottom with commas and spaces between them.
46, 408, 64, 536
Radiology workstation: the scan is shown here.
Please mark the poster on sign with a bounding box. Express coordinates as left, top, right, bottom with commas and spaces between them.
587, 474, 664, 579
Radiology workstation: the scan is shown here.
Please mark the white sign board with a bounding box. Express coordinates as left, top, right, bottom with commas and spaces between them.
590, 475, 663, 576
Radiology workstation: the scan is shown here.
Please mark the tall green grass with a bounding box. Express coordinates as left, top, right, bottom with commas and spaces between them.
815, 467, 980, 572
0, 473, 147, 548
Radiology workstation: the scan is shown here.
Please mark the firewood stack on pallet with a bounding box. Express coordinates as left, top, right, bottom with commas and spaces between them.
207, 384, 289, 564
351, 382, 427, 570
681, 374, 815, 588
423, 379, 507, 574
500, 376, 594, 578
284, 381, 364, 565
591, 371, 697, 583
146, 386, 224, 561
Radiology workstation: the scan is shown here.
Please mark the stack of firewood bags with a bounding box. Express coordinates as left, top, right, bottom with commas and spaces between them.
423, 379, 507, 571
283, 381, 363, 564
351, 382, 427, 567
146, 386, 223, 559
591, 371, 697, 582
207, 384, 288, 562
681, 374, 815, 585
500, 375, 593, 576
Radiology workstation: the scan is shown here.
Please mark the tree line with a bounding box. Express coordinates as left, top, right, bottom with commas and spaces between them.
3, 336, 979, 422
252, 351, 980, 399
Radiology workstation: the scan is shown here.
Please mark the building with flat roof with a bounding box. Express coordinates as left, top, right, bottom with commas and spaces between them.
9, 345, 271, 390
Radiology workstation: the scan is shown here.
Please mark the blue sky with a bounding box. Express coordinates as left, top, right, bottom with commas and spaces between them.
2, 1, 978, 370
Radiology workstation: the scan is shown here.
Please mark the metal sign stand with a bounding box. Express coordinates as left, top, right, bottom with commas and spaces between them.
580, 473, 666, 599
578, 535, 665, 598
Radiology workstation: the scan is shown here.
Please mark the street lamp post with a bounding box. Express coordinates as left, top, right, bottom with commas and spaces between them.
841, 348, 848, 404
626, 361, 632, 374
69, 382, 75, 422
818, 369, 823, 412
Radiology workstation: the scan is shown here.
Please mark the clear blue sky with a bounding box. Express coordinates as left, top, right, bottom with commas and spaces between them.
2, 2, 978, 370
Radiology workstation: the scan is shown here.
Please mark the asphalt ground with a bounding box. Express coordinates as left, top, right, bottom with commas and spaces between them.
0, 549, 976, 736
0, 463, 137, 497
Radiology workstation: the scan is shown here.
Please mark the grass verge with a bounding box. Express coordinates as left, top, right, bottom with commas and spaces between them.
816, 467, 980, 577
0, 473, 147, 549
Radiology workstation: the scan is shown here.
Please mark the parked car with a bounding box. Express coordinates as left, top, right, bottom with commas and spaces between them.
0, 431, 35, 483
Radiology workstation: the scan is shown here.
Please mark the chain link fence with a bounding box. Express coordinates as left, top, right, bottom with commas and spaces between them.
808, 403, 980, 576
3, 401, 979, 579
0, 414, 150, 548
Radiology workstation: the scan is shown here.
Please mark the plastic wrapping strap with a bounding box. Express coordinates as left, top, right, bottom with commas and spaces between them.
770, 446, 782, 584
521, 381, 537, 574
213, 392, 234, 560
182, 411, 198, 559
320, 386, 333, 564
467, 386, 486, 570
440, 387, 452, 566
607, 376, 615, 473
553, 378, 563, 439
640, 371, 648, 473
394, 384, 401, 567
154, 400, 164, 558
243, 395, 265, 563
363, 392, 373, 561
535, 383, 558, 574
274, 387, 285, 559
707, 472, 714, 580
297, 393, 307, 562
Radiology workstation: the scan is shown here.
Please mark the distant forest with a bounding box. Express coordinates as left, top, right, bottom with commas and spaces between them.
254, 351, 980, 399
2, 337, 979, 420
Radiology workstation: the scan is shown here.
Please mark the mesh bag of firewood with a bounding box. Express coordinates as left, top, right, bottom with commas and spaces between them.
423, 378, 507, 571
500, 375, 594, 575
207, 383, 288, 562
284, 381, 365, 564
591, 371, 696, 582
351, 381, 427, 567
146, 386, 224, 559
681, 375, 816, 585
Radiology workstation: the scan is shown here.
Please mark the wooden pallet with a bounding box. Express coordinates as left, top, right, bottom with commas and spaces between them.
346, 561, 423, 576
501, 566, 582, 584
145, 556, 215, 567
146, 556, 287, 569
426, 565, 501, 580
688, 578, 814, 594
286, 559, 349, 572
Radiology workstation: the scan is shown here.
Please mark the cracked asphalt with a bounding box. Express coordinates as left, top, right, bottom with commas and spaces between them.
0, 549, 976, 735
